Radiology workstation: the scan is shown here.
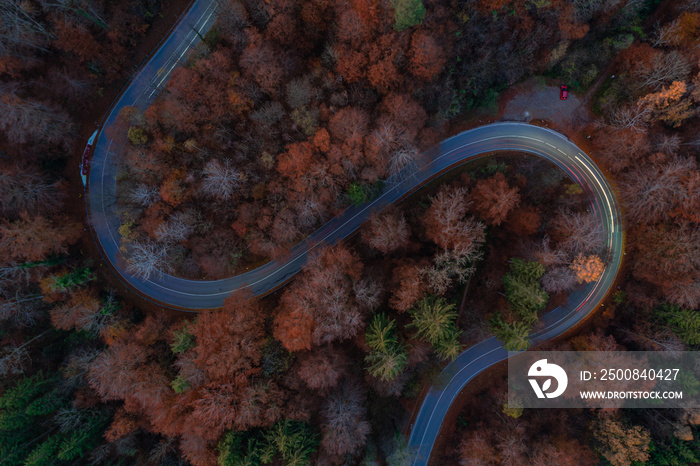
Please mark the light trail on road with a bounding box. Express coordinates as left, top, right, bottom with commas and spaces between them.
84, 3, 623, 464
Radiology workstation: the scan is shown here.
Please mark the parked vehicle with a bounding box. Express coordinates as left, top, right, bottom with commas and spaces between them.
560, 84, 568, 100
81, 130, 98, 187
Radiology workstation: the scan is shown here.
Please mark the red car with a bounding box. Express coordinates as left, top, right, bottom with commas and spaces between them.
81, 130, 98, 186
560, 85, 568, 100
81, 146, 92, 176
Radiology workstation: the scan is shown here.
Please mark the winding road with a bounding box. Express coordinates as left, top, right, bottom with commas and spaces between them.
85, 2, 623, 464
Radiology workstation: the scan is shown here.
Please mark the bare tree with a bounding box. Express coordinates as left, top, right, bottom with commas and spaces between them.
529, 236, 569, 267
634, 51, 691, 90
250, 101, 285, 133
62, 348, 100, 389
155, 212, 194, 243
216, 0, 251, 30
361, 210, 411, 254
542, 267, 578, 294
651, 20, 680, 47
0, 0, 53, 55
608, 105, 651, 132
655, 133, 682, 155
389, 144, 421, 178
36, 0, 107, 28
0, 330, 48, 376
129, 184, 159, 207
572, 0, 622, 22
82, 292, 117, 336
321, 381, 371, 457
54, 406, 101, 433
423, 185, 487, 256
295, 196, 325, 229
0, 169, 61, 215
200, 158, 242, 200
621, 156, 695, 224
0, 85, 74, 147
682, 0, 700, 11
353, 278, 382, 311
148, 438, 177, 464
369, 119, 422, 178
552, 210, 605, 256
0, 293, 44, 327
667, 281, 700, 310
0, 344, 29, 377
620, 324, 685, 355
422, 249, 482, 296
592, 128, 650, 173
125, 241, 172, 280
285, 76, 315, 109
0, 263, 39, 294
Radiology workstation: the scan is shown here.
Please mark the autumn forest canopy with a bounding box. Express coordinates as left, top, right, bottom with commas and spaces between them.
1, 0, 700, 464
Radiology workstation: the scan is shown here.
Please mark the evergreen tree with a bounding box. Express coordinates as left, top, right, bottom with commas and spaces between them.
408, 296, 463, 361
218, 420, 318, 466
502, 258, 549, 324
647, 436, 700, 466
657, 304, 700, 345
171, 321, 195, 354
408, 296, 458, 346
365, 313, 408, 381
0, 371, 108, 464
392, 0, 426, 31
490, 314, 531, 351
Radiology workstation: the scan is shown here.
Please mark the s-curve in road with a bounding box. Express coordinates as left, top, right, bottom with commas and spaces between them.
406, 127, 623, 464
91, 111, 622, 311
85, 1, 623, 461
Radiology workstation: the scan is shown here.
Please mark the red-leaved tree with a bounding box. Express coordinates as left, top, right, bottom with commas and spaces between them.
472, 173, 521, 226
274, 244, 377, 351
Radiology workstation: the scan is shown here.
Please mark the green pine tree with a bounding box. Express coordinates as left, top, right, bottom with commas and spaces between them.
433, 325, 463, 362
490, 314, 532, 351
408, 296, 459, 346
502, 258, 548, 324
392, 0, 426, 31
171, 322, 195, 354
365, 313, 397, 351
365, 344, 409, 382
365, 313, 408, 381
657, 304, 700, 345
23, 435, 62, 466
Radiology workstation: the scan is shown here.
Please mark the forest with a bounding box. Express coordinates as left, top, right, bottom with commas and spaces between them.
1, 0, 699, 464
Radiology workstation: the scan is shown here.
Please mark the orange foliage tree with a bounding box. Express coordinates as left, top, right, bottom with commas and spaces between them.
637, 81, 697, 128
570, 254, 604, 284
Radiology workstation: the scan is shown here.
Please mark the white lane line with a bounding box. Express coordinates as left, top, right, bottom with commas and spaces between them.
574, 155, 615, 226
134, 128, 622, 299
411, 263, 615, 464
97, 117, 620, 307
413, 343, 502, 464
149, 3, 218, 98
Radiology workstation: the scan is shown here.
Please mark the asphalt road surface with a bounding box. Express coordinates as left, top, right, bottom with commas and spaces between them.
85, 3, 623, 464
406, 132, 623, 464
